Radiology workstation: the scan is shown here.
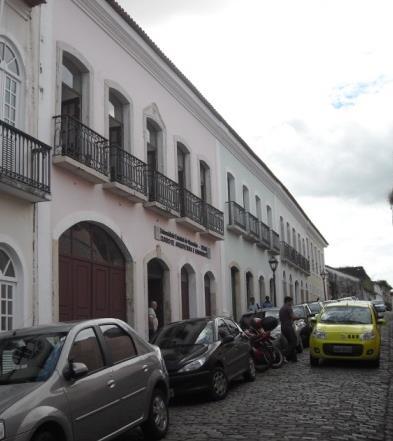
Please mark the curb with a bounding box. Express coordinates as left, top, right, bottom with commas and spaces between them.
384, 317, 393, 441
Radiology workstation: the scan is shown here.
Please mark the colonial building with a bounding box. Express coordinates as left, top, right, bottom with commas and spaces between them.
0, 0, 328, 337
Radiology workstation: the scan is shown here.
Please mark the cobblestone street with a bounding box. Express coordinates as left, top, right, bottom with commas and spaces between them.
125, 316, 393, 441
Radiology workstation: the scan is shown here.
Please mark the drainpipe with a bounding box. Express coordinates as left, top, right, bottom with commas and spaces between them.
0, 0, 5, 28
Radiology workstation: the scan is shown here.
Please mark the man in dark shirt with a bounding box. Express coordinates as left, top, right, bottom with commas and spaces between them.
279, 296, 299, 362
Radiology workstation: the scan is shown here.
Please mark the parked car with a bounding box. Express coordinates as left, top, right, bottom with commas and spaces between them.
309, 300, 384, 367
292, 304, 313, 347
261, 308, 304, 353
152, 317, 255, 401
0, 319, 169, 441
307, 301, 323, 316
371, 300, 386, 317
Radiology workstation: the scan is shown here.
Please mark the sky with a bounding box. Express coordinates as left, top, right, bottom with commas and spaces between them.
117, 0, 393, 286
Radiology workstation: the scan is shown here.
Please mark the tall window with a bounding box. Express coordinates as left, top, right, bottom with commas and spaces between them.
200, 161, 211, 203
177, 143, 190, 189
0, 41, 21, 126
292, 228, 296, 251
298, 234, 301, 253
246, 271, 253, 307
255, 196, 262, 220
259, 276, 265, 301
280, 217, 285, 240
147, 119, 161, 171
227, 172, 235, 202
0, 249, 16, 331
266, 205, 272, 228
242, 185, 249, 211
289, 275, 294, 297
286, 222, 291, 245
282, 271, 287, 297
108, 90, 124, 148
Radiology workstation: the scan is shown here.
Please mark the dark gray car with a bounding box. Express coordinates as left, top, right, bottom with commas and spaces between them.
0, 319, 169, 441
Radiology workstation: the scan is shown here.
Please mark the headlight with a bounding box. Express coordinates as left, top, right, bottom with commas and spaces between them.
313, 330, 327, 340
178, 357, 207, 373
360, 331, 376, 341
0, 421, 5, 440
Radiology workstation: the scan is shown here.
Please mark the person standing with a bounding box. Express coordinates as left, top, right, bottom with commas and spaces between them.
279, 296, 299, 362
148, 300, 159, 341
248, 296, 260, 313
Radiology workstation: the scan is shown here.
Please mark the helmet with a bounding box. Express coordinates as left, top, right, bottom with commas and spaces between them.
250, 317, 263, 330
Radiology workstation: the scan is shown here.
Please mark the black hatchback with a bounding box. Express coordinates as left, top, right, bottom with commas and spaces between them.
152, 317, 255, 401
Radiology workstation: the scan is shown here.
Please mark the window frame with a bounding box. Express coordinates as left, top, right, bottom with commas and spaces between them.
99, 323, 138, 366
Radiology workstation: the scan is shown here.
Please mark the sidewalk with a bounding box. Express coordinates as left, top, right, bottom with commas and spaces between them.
383, 312, 393, 441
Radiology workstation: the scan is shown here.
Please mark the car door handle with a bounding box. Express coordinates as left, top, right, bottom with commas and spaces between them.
142, 364, 149, 372
107, 379, 116, 389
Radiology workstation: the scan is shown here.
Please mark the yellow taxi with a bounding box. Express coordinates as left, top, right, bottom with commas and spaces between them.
309, 301, 384, 367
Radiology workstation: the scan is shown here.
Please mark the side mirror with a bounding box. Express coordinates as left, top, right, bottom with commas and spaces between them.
377, 318, 386, 325
310, 317, 317, 324
63, 362, 89, 380
221, 335, 235, 344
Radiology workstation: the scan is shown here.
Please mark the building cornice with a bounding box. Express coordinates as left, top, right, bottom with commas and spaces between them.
71, 0, 328, 246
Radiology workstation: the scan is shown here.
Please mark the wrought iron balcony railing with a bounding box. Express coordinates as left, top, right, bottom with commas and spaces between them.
53, 115, 109, 176
281, 241, 310, 273
203, 202, 224, 236
245, 211, 260, 240
180, 187, 205, 225
0, 119, 51, 195
110, 145, 147, 195
228, 201, 247, 231
259, 221, 271, 247
270, 230, 281, 254
148, 169, 180, 213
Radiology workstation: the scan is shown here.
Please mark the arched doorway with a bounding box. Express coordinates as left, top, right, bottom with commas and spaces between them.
0, 249, 16, 331
230, 266, 240, 320
59, 222, 126, 321
147, 258, 170, 328
204, 272, 216, 317
246, 271, 254, 309
294, 281, 299, 304
181, 266, 190, 320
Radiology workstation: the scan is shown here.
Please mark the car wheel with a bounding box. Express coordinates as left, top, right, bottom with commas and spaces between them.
210, 367, 228, 401
310, 354, 319, 366
32, 431, 57, 441
141, 388, 169, 440
243, 355, 256, 381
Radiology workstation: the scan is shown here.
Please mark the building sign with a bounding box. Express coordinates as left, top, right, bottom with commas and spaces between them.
154, 226, 210, 258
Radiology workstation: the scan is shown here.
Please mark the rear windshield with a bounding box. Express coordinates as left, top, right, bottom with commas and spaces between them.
264, 309, 279, 319
0, 333, 66, 384
153, 321, 213, 348
320, 306, 372, 325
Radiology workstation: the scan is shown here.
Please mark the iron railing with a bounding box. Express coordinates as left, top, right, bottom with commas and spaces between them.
110, 145, 147, 195
281, 241, 310, 273
246, 211, 260, 239
204, 202, 224, 236
228, 201, 247, 230
53, 115, 109, 176
259, 221, 271, 247
180, 188, 204, 225
148, 169, 180, 213
0, 119, 51, 194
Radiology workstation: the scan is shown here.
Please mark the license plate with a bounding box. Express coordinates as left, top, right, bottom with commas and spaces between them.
333, 345, 352, 353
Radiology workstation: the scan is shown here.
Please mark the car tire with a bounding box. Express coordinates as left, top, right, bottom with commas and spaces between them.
209, 367, 228, 401
141, 388, 169, 440
310, 354, 319, 366
32, 431, 57, 441
243, 355, 256, 381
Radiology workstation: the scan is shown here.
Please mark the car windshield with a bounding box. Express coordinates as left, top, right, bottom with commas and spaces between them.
308, 303, 321, 314
154, 321, 214, 348
320, 306, 372, 324
0, 333, 66, 384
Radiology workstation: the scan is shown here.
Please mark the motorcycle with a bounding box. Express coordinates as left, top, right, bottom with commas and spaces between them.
244, 317, 284, 371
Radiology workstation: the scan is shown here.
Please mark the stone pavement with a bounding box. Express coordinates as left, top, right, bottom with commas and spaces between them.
124, 315, 393, 441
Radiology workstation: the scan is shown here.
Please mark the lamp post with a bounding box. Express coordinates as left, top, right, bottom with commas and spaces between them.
269, 256, 279, 306
321, 269, 328, 300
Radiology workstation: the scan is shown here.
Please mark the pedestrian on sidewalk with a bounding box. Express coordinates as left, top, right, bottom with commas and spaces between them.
279, 296, 299, 362
262, 296, 273, 308
148, 300, 159, 341
248, 296, 260, 313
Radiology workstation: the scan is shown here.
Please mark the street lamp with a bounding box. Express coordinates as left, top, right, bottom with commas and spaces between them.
320, 269, 328, 300
269, 256, 279, 306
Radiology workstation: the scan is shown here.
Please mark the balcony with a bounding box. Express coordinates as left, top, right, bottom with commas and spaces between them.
24, 0, 46, 6
103, 146, 147, 203
53, 115, 109, 184
227, 201, 247, 235
257, 221, 271, 250
144, 169, 181, 218
201, 202, 224, 240
0, 119, 50, 202
177, 188, 206, 232
244, 211, 260, 243
280, 241, 310, 274
270, 230, 281, 255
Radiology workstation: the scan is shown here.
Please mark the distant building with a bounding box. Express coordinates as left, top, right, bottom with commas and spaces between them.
373, 280, 393, 305
326, 266, 362, 300
330, 266, 375, 301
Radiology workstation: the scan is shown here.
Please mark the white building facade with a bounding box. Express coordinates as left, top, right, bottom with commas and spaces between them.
0, 0, 328, 337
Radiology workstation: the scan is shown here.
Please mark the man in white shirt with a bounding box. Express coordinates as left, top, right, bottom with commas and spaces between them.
248, 297, 260, 313
148, 301, 159, 341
